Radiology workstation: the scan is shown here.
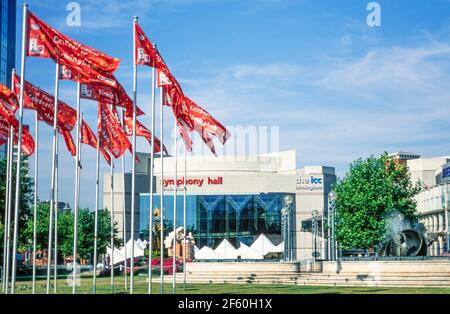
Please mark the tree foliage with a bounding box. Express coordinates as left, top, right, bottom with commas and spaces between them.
0, 156, 34, 258
333, 153, 421, 250
20, 203, 120, 262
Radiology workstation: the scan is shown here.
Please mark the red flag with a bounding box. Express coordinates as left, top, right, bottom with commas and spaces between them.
0, 99, 19, 127
13, 74, 77, 132
27, 12, 119, 88
59, 128, 76, 156
134, 22, 171, 75
80, 119, 97, 149
184, 97, 230, 145
78, 80, 144, 116
177, 121, 193, 152
0, 118, 35, 157
81, 118, 112, 164
27, 11, 120, 73
0, 84, 19, 112
122, 110, 163, 153
198, 129, 217, 157
98, 101, 132, 159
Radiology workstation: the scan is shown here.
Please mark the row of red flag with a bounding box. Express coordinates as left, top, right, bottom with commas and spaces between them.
0, 10, 230, 165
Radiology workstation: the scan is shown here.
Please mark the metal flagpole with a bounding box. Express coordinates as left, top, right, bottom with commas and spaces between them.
148, 62, 156, 294
32, 110, 39, 294
10, 3, 28, 294
2, 69, 16, 293
3, 70, 16, 294
183, 148, 187, 289
46, 62, 60, 294
172, 117, 177, 294
2, 127, 11, 293
110, 153, 115, 293
72, 82, 82, 294
120, 108, 127, 291
53, 121, 59, 293
92, 139, 100, 293
159, 84, 164, 294
130, 15, 138, 294
4, 127, 13, 294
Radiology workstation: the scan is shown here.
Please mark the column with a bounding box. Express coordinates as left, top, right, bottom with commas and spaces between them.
439, 237, 444, 255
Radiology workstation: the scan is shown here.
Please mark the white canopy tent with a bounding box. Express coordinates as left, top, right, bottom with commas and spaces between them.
106, 239, 146, 264
214, 239, 238, 259
235, 242, 264, 260
273, 241, 284, 253
195, 246, 223, 260
250, 234, 277, 256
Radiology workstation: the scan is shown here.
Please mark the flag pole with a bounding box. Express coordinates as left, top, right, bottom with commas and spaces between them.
2, 126, 14, 293
53, 122, 59, 293
159, 83, 165, 294
32, 109, 39, 294
130, 15, 138, 294
172, 117, 177, 294
3, 68, 16, 294
183, 147, 187, 289
11, 3, 28, 294
110, 152, 115, 294
4, 126, 14, 294
1, 129, 9, 293
120, 108, 128, 291
46, 62, 60, 294
72, 81, 82, 294
148, 57, 156, 295
92, 135, 100, 294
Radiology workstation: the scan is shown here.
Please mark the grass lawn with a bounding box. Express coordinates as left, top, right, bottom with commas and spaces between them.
7, 275, 450, 294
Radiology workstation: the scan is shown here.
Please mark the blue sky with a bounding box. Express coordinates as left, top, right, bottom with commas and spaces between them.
16, 0, 450, 208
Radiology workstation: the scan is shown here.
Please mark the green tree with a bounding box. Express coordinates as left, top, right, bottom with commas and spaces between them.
333, 153, 421, 250
0, 156, 34, 258
21, 203, 120, 263
78, 208, 121, 260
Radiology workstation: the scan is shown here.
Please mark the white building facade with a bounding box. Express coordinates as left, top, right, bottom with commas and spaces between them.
407, 156, 450, 256
104, 150, 336, 261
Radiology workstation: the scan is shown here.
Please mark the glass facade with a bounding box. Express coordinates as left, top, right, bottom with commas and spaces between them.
0, 0, 15, 160
140, 193, 293, 249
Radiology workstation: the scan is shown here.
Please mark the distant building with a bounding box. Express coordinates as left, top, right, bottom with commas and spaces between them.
388, 151, 421, 166
104, 150, 337, 261
405, 154, 450, 256
41, 201, 72, 212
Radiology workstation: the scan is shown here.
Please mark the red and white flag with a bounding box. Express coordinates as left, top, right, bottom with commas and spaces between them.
98, 101, 132, 159
184, 97, 230, 145
122, 110, 164, 153
27, 11, 120, 88
134, 22, 171, 75
59, 127, 76, 156
81, 118, 111, 165
13, 74, 77, 132
177, 121, 193, 153
27, 11, 120, 72
77, 79, 144, 117
0, 112, 35, 157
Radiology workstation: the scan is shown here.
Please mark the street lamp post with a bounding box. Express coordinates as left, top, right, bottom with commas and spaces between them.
311, 210, 319, 261
328, 192, 336, 261
282, 195, 294, 262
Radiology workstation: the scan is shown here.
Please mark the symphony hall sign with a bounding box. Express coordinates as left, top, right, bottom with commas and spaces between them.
162, 176, 224, 188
